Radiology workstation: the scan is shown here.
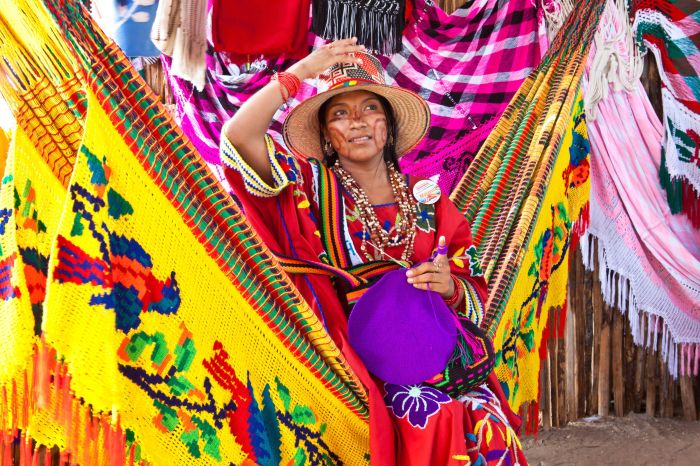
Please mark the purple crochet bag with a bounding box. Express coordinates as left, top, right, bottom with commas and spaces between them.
348, 268, 495, 394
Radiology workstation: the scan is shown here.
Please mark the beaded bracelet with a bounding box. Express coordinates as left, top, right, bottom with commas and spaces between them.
443, 275, 462, 307
271, 72, 301, 103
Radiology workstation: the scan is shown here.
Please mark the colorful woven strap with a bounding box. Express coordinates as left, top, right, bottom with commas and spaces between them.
312, 159, 354, 269
276, 255, 405, 291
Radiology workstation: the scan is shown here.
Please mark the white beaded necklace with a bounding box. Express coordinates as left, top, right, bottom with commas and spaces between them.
331, 161, 417, 261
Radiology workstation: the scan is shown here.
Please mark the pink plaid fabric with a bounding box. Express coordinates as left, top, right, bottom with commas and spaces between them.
385, 0, 547, 192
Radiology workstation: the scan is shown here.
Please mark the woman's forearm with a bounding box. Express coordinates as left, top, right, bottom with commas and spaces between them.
222, 63, 309, 184
221, 39, 364, 185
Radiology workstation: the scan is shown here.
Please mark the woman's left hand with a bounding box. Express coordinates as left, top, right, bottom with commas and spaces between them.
406, 236, 454, 299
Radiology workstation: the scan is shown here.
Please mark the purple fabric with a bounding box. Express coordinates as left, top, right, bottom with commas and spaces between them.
165, 0, 545, 193
348, 269, 457, 385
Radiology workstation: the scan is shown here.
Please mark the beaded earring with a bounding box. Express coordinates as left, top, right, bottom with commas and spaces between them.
323, 140, 333, 156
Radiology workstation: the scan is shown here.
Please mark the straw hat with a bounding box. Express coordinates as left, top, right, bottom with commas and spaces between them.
283, 52, 430, 159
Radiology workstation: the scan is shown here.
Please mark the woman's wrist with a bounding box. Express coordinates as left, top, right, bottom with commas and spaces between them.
286, 62, 310, 81
443, 275, 462, 307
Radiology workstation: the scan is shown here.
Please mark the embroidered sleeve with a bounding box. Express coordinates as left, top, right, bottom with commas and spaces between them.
455, 276, 484, 326
220, 133, 300, 197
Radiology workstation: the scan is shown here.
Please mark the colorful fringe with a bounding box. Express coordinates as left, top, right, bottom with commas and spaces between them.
633, 0, 700, 228
0, 0, 373, 464
450, 0, 604, 410
165, 0, 545, 194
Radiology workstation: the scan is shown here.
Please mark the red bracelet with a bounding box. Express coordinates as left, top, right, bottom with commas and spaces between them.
272, 72, 301, 102
443, 275, 461, 307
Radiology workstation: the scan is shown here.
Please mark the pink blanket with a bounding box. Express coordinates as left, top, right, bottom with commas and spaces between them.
583, 81, 700, 376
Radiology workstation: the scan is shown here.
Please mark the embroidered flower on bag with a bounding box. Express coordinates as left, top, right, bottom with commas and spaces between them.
383, 383, 451, 429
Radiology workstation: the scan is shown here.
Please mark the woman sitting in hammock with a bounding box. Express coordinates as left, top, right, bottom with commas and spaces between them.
221, 38, 527, 466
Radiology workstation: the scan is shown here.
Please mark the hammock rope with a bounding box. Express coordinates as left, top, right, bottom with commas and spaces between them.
451, 0, 606, 335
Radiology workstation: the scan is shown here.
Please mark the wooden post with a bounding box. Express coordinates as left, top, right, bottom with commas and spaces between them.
566, 294, 577, 422
591, 242, 603, 415
646, 343, 657, 416
659, 350, 675, 418
550, 308, 560, 427
633, 315, 646, 413
573, 248, 587, 418
612, 307, 625, 416
584, 251, 596, 416
680, 375, 697, 421
557, 306, 567, 425
578, 256, 588, 418
624, 316, 637, 414
598, 302, 612, 416
542, 349, 552, 430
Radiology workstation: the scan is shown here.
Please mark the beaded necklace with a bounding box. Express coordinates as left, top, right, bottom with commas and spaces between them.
331, 161, 417, 261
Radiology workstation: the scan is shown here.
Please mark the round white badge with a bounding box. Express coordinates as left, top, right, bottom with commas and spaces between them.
412, 179, 441, 205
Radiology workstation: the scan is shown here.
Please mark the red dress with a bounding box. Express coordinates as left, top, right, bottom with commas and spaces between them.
221, 134, 528, 466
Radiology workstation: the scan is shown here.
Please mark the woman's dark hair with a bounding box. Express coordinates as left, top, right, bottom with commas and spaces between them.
318, 92, 400, 169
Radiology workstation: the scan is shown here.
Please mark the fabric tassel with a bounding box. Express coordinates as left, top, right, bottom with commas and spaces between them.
311, 0, 405, 54
11, 380, 18, 438
31, 445, 40, 466
3, 431, 12, 466
659, 152, 700, 229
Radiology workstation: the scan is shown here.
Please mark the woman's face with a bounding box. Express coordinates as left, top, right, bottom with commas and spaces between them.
322, 90, 388, 165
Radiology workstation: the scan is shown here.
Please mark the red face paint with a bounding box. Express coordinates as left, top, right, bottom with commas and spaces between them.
323, 90, 389, 166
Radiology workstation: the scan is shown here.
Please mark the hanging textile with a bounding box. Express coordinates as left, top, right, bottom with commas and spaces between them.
211, 0, 310, 62
0, 0, 87, 454
92, 0, 161, 58
151, 0, 208, 91
582, 82, 700, 378
311, 0, 406, 55
0, 0, 373, 464
577, 0, 700, 379
0, 127, 9, 177
491, 96, 590, 409
450, 0, 604, 410
382, 0, 547, 192
165, 0, 545, 193
633, 0, 700, 227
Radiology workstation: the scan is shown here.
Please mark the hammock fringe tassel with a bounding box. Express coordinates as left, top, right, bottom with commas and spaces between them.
659, 150, 700, 229
0, 339, 149, 466
311, 0, 405, 55
581, 235, 700, 379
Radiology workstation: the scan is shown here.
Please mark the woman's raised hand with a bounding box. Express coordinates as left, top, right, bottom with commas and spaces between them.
406, 236, 455, 299
289, 38, 366, 81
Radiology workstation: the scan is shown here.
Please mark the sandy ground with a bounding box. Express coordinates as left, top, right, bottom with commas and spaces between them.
522, 414, 700, 465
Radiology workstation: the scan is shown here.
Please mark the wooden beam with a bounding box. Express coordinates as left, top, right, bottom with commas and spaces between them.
566, 294, 577, 422
633, 315, 646, 413
598, 302, 611, 416
624, 315, 637, 413
659, 352, 674, 418
646, 341, 657, 416
543, 343, 553, 429
591, 242, 603, 415
680, 375, 697, 421
612, 307, 625, 416
557, 306, 567, 425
